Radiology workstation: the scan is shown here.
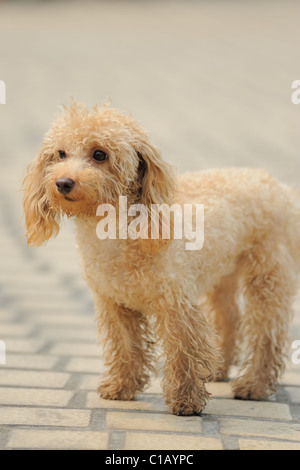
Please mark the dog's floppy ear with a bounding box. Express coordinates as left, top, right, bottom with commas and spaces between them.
22, 150, 60, 246
136, 140, 177, 253
137, 141, 176, 208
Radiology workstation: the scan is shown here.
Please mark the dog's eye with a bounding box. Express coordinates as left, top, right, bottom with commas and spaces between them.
92, 150, 108, 162
58, 150, 66, 160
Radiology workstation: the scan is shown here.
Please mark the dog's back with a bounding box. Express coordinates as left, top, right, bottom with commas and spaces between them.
177, 167, 300, 268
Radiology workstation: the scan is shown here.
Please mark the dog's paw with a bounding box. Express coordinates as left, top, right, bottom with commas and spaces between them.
167, 393, 209, 416
98, 381, 135, 401
214, 369, 229, 382
232, 378, 271, 400
164, 380, 210, 415
169, 402, 205, 416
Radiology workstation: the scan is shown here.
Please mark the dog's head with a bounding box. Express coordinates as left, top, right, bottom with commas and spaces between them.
23, 101, 176, 246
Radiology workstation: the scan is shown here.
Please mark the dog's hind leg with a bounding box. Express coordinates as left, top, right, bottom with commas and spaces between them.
232, 242, 298, 400
205, 268, 241, 380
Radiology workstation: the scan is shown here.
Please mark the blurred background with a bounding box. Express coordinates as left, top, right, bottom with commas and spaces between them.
0, 0, 300, 415
1, 0, 300, 272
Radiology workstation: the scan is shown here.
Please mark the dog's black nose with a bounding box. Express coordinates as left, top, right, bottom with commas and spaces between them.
56, 177, 75, 194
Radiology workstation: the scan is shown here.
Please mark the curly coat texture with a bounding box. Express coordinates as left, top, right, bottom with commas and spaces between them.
22, 101, 300, 415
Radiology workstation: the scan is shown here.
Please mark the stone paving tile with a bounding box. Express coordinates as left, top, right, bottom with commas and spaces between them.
0, 311, 19, 322
7, 430, 109, 450
219, 418, 300, 442
0, 370, 70, 388
0, 324, 34, 337
204, 398, 292, 420
125, 433, 223, 450
65, 358, 104, 374
239, 439, 300, 450
4, 338, 46, 354
285, 387, 300, 403
37, 327, 96, 342
2, 287, 74, 300
280, 370, 300, 386
87, 393, 168, 413
206, 382, 233, 398
0, 275, 60, 287
79, 374, 100, 391
3, 354, 58, 370
48, 342, 101, 357
107, 411, 203, 433
0, 407, 91, 427
0, 387, 73, 407
144, 378, 162, 394
12, 300, 85, 312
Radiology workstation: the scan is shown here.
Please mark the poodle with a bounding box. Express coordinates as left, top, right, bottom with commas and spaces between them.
22, 101, 300, 415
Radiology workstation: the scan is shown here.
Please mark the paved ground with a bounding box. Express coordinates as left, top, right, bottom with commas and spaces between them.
1, 0, 300, 451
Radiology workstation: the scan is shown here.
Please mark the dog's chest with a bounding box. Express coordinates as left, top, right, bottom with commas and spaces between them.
77, 234, 161, 311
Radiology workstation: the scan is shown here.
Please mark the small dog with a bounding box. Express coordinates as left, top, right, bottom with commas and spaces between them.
23, 101, 300, 415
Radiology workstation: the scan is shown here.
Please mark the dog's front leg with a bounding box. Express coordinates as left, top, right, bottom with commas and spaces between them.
97, 298, 154, 401
156, 302, 220, 415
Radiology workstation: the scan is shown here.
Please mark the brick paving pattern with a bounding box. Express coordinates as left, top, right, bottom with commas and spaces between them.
0, 0, 300, 450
